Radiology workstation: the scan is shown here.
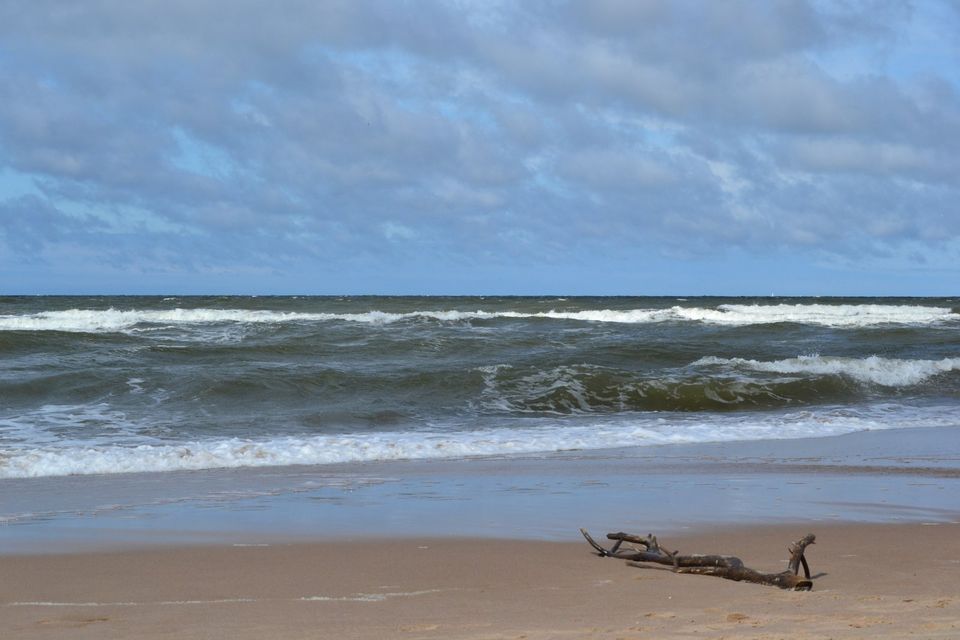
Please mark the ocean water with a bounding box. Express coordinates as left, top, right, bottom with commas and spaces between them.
2, 296, 959, 480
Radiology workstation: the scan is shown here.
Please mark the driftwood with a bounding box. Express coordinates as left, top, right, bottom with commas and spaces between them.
580, 528, 815, 591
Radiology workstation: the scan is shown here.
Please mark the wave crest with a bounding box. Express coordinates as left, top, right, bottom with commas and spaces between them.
695, 355, 960, 387
0, 303, 955, 333
3, 404, 955, 478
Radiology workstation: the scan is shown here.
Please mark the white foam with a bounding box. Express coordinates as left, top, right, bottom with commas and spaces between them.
695, 355, 960, 387
0, 404, 152, 448
2, 404, 957, 479
0, 304, 953, 333
0, 308, 334, 332
704, 303, 954, 327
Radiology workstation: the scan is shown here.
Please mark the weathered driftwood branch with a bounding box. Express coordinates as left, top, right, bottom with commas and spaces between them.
580, 528, 815, 591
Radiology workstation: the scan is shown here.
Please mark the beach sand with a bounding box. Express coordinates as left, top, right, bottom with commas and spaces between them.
2, 522, 959, 639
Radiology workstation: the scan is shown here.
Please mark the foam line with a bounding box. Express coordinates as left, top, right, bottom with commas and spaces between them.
0, 303, 954, 333
694, 355, 960, 386
3, 403, 957, 478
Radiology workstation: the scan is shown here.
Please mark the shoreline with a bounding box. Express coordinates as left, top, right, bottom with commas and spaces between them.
3, 425, 960, 554
3, 522, 959, 639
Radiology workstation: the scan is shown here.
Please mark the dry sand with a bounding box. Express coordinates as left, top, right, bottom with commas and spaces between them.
2, 522, 958, 639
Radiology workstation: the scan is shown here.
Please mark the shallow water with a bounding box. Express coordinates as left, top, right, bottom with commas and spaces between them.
2, 427, 958, 553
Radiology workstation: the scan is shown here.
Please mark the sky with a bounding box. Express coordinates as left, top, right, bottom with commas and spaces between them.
1, 0, 959, 296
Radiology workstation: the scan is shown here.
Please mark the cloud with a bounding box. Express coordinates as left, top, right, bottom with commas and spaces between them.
0, 195, 93, 255
0, 0, 958, 292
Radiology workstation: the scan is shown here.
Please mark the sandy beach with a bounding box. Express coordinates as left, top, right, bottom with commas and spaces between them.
2, 522, 958, 639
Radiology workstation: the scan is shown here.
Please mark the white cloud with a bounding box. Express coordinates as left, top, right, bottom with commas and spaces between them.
0, 0, 958, 291
381, 222, 416, 241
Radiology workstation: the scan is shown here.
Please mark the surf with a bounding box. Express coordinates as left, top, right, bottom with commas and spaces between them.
0, 302, 955, 333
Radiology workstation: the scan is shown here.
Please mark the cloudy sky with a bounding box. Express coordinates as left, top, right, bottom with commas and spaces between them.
1, 1, 959, 295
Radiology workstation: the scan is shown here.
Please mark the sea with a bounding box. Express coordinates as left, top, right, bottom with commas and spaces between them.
2, 295, 959, 482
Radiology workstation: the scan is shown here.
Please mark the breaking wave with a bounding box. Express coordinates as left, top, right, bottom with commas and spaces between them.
694, 355, 960, 387
2, 403, 954, 478
475, 364, 850, 414
0, 303, 955, 333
